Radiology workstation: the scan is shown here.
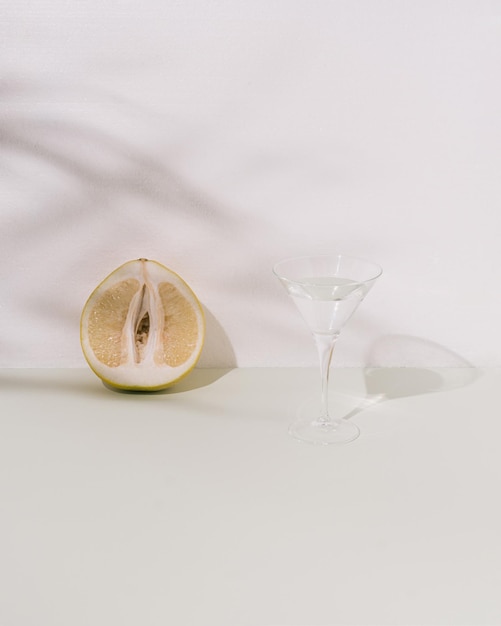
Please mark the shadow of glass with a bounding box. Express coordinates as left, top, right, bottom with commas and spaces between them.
343, 334, 480, 422
364, 366, 479, 401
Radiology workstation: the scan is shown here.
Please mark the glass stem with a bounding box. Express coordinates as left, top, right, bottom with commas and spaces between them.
313, 333, 339, 425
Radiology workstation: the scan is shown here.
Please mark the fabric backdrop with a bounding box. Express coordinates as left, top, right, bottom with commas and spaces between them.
1, 0, 500, 367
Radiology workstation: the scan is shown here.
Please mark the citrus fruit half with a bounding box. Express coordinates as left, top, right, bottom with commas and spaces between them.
80, 259, 205, 390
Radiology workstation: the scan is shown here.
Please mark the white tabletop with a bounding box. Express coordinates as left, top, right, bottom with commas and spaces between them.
1, 366, 500, 626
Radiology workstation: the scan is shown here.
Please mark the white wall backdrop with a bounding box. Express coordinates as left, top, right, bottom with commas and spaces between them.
1, 0, 500, 368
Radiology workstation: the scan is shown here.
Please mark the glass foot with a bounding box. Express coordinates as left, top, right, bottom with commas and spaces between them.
289, 417, 360, 445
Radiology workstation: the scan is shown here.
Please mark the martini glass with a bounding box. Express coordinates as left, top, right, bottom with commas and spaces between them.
273, 254, 382, 444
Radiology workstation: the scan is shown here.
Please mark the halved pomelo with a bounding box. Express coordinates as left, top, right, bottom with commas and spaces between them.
80, 259, 205, 390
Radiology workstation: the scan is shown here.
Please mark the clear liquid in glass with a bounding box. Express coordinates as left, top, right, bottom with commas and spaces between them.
285, 276, 367, 335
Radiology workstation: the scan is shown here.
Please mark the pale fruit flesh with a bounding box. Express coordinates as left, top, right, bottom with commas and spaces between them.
80, 259, 205, 390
